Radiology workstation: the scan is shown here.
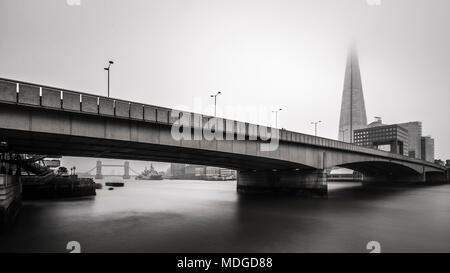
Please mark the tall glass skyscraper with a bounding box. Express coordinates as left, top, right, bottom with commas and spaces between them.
338, 48, 368, 143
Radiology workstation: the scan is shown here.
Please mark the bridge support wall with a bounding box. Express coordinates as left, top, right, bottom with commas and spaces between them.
0, 174, 22, 230
237, 169, 327, 196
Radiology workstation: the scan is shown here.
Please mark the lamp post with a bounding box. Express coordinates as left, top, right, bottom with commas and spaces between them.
104, 60, 114, 97
311, 120, 322, 136
210, 91, 221, 116
272, 108, 282, 128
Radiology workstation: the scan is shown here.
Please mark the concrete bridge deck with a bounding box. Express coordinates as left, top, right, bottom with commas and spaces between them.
0, 77, 447, 195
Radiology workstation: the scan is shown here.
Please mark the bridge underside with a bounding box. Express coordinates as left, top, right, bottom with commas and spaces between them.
0, 128, 313, 172
338, 161, 422, 177
338, 162, 448, 184
0, 102, 447, 196
1, 128, 331, 196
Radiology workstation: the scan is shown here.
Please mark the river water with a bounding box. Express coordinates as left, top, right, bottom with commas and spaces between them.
1, 180, 450, 253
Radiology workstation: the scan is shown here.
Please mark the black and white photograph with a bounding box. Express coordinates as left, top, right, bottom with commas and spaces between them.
1, 0, 450, 263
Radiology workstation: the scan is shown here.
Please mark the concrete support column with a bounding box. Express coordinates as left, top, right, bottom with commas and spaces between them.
123, 161, 130, 179
237, 169, 327, 197
95, 160, 103, 179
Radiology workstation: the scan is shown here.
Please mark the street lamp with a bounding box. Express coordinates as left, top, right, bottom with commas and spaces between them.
311, 120, 322, 136
104, 60, 114, 97
272, 108, 282, 128
210, 91, 221, 116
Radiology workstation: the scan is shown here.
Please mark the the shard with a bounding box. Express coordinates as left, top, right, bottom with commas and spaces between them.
338, 48, 367, 143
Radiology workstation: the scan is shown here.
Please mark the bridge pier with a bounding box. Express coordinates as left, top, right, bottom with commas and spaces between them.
237, 169, 327, 197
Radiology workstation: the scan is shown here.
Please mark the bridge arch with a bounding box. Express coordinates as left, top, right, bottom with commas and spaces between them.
336, 160, 423, 177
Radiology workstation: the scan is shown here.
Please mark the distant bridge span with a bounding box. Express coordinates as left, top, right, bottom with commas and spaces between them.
0, 78, 447, 195
82, 161, 141, 179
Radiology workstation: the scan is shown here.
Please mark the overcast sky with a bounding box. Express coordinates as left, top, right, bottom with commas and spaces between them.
1, 0, 449, 172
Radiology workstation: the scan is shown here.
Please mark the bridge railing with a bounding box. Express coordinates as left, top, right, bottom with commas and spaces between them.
0, 77, 441, 169
0, 77, 175, 123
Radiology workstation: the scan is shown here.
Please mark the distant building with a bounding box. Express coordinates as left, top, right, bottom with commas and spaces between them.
354, 118, 409, 156
195, 166, 206, 177
205, 167, 220, 178
434, 159, 445, 166
219, 168, 237, 179
184, 164, 206, 178
184, 165, 197, 178
354, 119, 437, 162
421, 136, 435, 162
445, 160, 450, 168
398, 122, 422, 159
169, 163, 186, 178
338, 47, 368, 143
167, 164, 236, 180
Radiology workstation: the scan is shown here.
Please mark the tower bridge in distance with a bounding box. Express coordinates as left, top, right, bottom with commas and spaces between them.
0, 77, 448, 196
82, 160, 140, 179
